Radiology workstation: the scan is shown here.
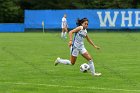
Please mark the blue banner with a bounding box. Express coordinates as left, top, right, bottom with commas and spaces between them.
0, 24, 24, 32
25, 9, 140, 29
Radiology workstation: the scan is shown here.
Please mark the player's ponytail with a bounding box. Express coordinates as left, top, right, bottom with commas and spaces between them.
76, 18, 88, 26
76, 18, 81, 26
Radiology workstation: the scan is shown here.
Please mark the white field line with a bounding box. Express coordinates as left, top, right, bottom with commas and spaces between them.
1, 82, 140, 92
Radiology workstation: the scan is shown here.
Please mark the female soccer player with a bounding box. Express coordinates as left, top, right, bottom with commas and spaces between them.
55, 18, 101, 76
61, 14, 68, 38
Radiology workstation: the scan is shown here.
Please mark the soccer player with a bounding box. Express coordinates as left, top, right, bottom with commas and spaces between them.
61, 14, 68, 38
55, 18, 101, 76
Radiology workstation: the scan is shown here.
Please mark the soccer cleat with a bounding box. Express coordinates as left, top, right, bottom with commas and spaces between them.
54, 57, 60, 66
92, 72, 102, 76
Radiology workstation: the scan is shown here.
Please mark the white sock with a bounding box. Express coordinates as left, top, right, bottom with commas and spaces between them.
88, 60, 95, 74
61, 32, 64, 38
64, 32, 67, 37
58, 58, 71, 65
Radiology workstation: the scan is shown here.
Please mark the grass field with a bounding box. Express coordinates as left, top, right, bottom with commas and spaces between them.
0, 32, 140, 93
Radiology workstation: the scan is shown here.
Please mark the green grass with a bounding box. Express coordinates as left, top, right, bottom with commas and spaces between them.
0, 32, 140, 93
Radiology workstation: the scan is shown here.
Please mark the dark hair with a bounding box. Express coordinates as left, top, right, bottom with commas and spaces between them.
76, 18, 88, 26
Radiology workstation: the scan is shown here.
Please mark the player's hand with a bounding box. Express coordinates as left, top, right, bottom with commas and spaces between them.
94, 45, 100, 50
68, 40, 72, 47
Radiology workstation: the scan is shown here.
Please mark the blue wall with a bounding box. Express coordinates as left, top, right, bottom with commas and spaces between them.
0, 24, 24, 32
25, 9, 140, 29
1, 9, 140, 32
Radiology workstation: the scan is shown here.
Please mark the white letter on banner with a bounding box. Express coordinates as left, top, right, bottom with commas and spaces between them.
97, 12, 106, 27
121, 11, 133, 27
97, 11, 119, 27
135, 11, 140, 27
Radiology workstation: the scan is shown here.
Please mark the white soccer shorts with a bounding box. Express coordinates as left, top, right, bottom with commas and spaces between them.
70, 46, 87, 57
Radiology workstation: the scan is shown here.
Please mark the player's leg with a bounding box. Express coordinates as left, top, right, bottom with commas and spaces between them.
61, 28, 65, 38
81, 48, 101, 76
64, 27, 68, 38
54, 55, 77, 66
70, 55, 77, 65
55, 57, 71, 65
55, 46, 78, 66
81, 51, 95, 73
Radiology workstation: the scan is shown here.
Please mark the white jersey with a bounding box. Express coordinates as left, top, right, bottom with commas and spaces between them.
72, 26, 87, 49
61, 17, 67, 28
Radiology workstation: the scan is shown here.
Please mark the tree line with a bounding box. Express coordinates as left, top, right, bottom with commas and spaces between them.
0, 0, 140, 23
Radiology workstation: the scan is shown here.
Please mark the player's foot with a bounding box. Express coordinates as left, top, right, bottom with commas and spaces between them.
54, 57, 60, 66
92, 72, 102, 76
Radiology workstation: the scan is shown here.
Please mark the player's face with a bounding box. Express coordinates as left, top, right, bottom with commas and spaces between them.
82, 21, 88, 29
64, 14, 67, 18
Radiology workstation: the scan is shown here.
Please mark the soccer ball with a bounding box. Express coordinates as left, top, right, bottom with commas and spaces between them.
80, 63, 90, 72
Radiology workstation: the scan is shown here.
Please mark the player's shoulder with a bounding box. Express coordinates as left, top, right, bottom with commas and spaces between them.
78, 26, 87, 33
78, 26, 83, 30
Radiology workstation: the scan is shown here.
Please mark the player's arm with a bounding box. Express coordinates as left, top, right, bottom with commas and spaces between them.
66, 23, 68, 28
68, 26, 81, 47
66, 20, 68, 28
85, 35, 100, 50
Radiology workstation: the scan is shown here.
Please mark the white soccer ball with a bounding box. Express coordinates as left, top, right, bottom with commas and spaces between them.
80, 63, 90, 72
